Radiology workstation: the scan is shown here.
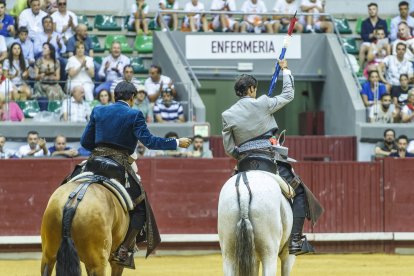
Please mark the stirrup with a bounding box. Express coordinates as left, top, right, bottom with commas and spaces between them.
111, 246, 137, 269
289, 235, 315, 256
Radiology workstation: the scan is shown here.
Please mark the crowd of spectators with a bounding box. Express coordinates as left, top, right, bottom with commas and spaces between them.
374, 128, 414, 158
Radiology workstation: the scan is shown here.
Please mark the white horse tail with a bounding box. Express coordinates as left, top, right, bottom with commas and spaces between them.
234, 172, 256, 276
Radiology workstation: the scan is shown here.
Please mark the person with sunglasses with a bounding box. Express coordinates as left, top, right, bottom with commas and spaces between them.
51, 0, 77, 43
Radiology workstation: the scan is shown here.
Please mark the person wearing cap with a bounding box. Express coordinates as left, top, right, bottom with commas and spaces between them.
80, 81, 192, 266
222, 59, 322, 256
133, 84, 153, 122
154, 87, 185, 123
110, 65, 142, 102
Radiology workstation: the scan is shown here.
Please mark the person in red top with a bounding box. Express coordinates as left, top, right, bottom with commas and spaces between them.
0, 93, 24, 121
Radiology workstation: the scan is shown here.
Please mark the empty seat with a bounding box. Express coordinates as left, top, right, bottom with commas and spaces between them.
16, 100, 40, 118
134, 35, 153, 54
90, 35, 105, 53
334, 18, 352, 34
104, 35, 133, 53
355, 17, 363, 34
77, 15, 93, 31
130, 57, 148, 74
94, 15, 122, 31
47, 100, 62, 114
341, 37, 358, 55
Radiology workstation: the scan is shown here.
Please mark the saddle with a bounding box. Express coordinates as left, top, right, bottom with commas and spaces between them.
84, 156, 127, 185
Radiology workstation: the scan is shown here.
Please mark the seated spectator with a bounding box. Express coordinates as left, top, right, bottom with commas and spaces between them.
272, 0, 303, 34
374, 128, 398, 157
110, 65, 142, 101
358, 2, 389, 68
19, 0, 47, 41
378, 43, 413, 92
61, 85, 91, 122
0, 0, 16, 46
389, 135, 414, 157
0, 34, 7, 64
66, 41, 94, 101
210, 0, 239, 32
33, 43, 65, 100
48, 134, 79, 157
154, 88, 185, 123
17, 130, 49, 157
144, 65, 176, 103
133, 85, 153, 122
401, 89, 414, 122
51, 0, 77, 42
96, 90, 111, 106
369, 94, 400, 123
152, 131, 187, 157
3, 43, 31, 100
392, 74, 410, 107
187, 135, 213, 158
157, 0, 179, 31
390, 1, 414, 42
34, 15, 66, 62
407, 138, 414, 153
95, 41, 130, 97
300, 0, 333, 33
129, 0, 150, 35
0, 62, 18, 101
183, 0, 209, 32
0, 134, 16, 159
13, 27, 35, 67
360, 71, 387, 107
240, 0, 271, 34
391, 22, 414, 61
364, 27, 390, 76
0, 93, 24, 122
66, 24, 93, 57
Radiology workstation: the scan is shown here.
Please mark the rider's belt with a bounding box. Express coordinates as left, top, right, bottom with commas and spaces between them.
238, 155, 277, 174
238, 139, 272, 153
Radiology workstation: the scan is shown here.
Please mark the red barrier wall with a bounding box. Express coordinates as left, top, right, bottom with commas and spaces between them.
0, 158, 413, 237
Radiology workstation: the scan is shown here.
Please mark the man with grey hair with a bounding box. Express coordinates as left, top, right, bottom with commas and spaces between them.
61, 85, 91, 122
66, 23, 93, 57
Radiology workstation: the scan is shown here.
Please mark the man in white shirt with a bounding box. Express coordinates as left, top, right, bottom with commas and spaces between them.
0, 135, 15, 159
272, 0, 303, 33
110, 65, 142, 101
33, 15, 66, 59
210, 0, 239, 32
391, 22, 414, 61
183, 0, 208, 32
390, 1, 414, 42
18, 0, 47, 41
369, 94, 399, 123
144, 65, 176, 103
157, 0, 179, 31
62, 85, 91, 123
17, 130, 49, 158
300, 0, 333, 33
51, 0, 78, 43
240, 0, 272, 33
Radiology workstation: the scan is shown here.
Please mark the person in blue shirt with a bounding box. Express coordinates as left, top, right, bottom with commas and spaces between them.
81, 81, 192, 265
0, 0, 16, 45
389, 135, 414, 158
360, 70, 387, 107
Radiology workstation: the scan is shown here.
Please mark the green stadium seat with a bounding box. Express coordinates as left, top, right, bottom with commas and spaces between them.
90, 35, 105, 53
134, 35, 153, 54
130, 57, 148, 74
334, 18, 352, 34
341, 37, 359, 55
94, 15, 122, 31
90, 100, 100, 109
148, 19, 160, 31
93, 56, 103, 65
77, 15, 93, 31
47, 100, 62, 114
386, 18, 391, 33
16, 100, 40, 118
355, 18, 363, 34
104, 35, 133, 53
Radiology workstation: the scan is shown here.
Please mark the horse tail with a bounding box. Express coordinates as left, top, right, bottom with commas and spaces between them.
234, 172, 256, 276
56, 206, 81, 276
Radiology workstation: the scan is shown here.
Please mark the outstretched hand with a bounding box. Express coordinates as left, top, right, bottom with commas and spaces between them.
178, 138, 192, 148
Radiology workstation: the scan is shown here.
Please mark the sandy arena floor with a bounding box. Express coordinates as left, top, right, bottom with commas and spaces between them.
1, 253, 414, 276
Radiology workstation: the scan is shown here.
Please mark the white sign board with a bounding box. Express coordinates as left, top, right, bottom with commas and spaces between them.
185, 35, 301, 60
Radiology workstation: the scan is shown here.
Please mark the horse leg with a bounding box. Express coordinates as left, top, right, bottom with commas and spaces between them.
40, 254, 56, 276
221, 254, 235, 276
110, 261, 125, 276
260, 253, 278, 276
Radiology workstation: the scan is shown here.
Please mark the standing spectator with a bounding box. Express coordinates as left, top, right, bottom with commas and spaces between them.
389, 135, 414, 157
240, 0, 272, 34
66, 24, 93, 57
300, 0, 333, 33
358, 3, 389, 68
33, 43, 65, 100
392, 74, 410, 107
13, 27, 35, 67
33, 15, 66, 59
154, 88, 185, 123
0, 135, 16, 159
110, 65, 142, 101
391, 22, 414, 61
157, 0, 179, 31
187, 135, 213, 158
66, 41, 94, 101
61, 85, 91, 122
183, 0, 209, 32
17, 130, 49, 157
364, 27, 390, 75
272, 0, 303, 33
210, 0, 239, 32
51, 0, 77, 43
48, 134, 79, 157
0, 0, 16, 46
0, 63, 18, 101
360, 70, 387, 108
96, 90, 111, 106
19, 0, 47, 41
133, 85, 153, 123
128, 0, 150, 35
369, 94, 399, 123
95, 41, 130, 97
374, 128, 398, 157
401, 89, 414, 122
390, 1, 414, 42
144, 65, 176, 102
0, 93, 24, 122
3, 43, 31, 101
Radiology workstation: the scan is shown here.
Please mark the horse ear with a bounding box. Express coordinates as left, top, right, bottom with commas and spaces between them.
278, 130, 286, 146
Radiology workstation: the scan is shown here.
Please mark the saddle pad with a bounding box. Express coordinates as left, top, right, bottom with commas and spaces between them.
255, 171, 296, 199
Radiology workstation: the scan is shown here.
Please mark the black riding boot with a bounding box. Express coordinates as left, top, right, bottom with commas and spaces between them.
289, 217, 314, 255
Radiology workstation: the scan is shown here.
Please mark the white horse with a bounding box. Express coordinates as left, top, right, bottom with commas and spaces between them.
218, 170, 296, 276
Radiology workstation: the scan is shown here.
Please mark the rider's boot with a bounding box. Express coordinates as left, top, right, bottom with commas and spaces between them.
113, 226, 140, 268
289, 216, 314, 255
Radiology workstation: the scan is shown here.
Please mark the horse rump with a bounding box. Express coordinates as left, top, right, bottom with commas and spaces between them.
235, 217, 256, 276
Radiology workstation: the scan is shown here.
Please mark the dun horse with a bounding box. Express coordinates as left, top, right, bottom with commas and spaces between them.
41, 177, 130, 276
218, 170, 296, 276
